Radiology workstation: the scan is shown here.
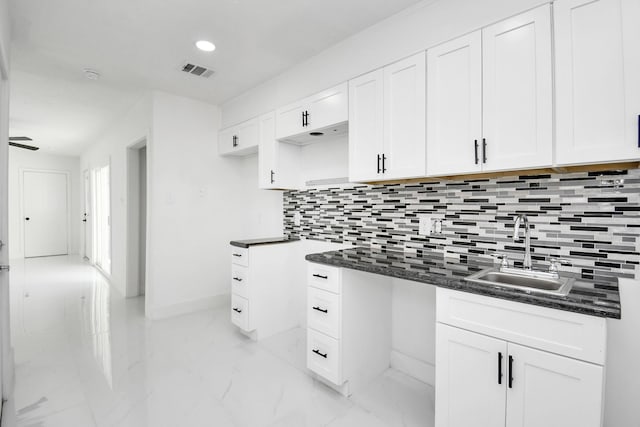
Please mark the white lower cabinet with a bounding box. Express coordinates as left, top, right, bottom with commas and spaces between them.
307, 328, 342, 385
435, 324, 507, 427
436, 288, 606, 427
231, 294, 250, 331
306, 262, 391, 396
229, 242, 301, 340
506, 343, 604, 427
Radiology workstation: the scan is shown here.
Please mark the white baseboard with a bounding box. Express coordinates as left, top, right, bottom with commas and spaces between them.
147, 293, 229, 320
390, 349, 435, 386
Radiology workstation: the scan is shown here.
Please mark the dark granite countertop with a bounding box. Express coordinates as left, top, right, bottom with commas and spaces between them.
305, 247, 621, 319
230, 237, 297, 248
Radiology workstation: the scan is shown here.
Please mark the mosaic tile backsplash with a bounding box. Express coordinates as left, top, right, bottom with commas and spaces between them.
284, 169, 640, 281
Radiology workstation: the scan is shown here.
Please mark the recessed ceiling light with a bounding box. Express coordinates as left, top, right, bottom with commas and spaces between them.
195, 40, 216, 52
83, 68, 100, 80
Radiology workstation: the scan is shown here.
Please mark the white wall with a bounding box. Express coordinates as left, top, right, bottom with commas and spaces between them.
80, 96, 150, 297
0, 0, 11, 406
391, 279, 437, 385
221, 0, 547, 127
8, 150, 81, 258
145, 91, 282, 319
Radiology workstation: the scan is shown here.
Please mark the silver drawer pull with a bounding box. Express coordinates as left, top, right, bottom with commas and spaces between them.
233, 277, 243, 282
312, 349, 327, 358
232, 308, 242, 314
312, 306, 328, 314
312, 274, 328, 280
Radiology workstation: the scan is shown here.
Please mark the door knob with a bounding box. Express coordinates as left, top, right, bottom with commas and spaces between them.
25, 217, 30, 221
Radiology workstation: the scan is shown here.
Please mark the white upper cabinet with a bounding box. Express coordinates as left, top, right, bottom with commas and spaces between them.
427, 31, 483, 176
482, 5, 553, 172
349, 69, 384, 182
349, 52, 426, 182
555, 0, 640, 165
276, 83, 348, 142
258, 112, 278, 189
426, 6, 552, 176
383, 53, 427, 180
258, 111, 300, 190
218, 117, 259, 156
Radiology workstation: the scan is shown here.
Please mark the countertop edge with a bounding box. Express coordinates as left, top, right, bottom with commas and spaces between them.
305, 253, 621, 320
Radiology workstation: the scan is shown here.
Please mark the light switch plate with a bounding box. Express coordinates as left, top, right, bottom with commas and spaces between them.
293, 212, 302, 226
418, 215, 432, 236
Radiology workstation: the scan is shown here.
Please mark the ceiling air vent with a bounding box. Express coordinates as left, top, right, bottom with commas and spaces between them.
181, 62, 214, 78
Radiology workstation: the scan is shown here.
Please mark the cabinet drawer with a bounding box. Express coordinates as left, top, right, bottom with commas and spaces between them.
231, 247, 249, 267
436, 288, 607, 364
231, 294, 251, 331
308, 287, 341, 339
231, 264, 249, 298
307, 263, 342, 294
307, 328, 342, 386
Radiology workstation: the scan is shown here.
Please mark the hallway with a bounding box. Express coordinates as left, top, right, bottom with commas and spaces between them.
0, 256, 434, 427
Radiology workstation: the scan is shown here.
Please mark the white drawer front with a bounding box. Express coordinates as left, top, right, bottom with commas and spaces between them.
231, 264, 249, 298
307, 263, 342, 294
308, 287, 341, 339
436, 288, 607, 365
231, 247, 249, 266
231, 294, 251, 331
307, 328, 342, 385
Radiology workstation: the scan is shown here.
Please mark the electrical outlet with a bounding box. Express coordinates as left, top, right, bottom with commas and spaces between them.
293, 212, 302, 226
434, 219, 443, 234
418, 215, 432, 236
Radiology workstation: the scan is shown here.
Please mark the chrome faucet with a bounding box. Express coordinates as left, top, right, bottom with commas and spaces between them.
513, 214, 532, 270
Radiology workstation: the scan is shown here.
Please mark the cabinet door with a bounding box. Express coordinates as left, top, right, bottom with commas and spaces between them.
276, 100, 306, 140
237, 118, 259, 151
506, 343, 604, 427
555, 0, 640, 165
427, 31, 483, 176
258, 112, 277, 189
219, 118, 259, 156
383, 52, 427, 180
435, 324, 507, 427
306, 82, 348, 131
348, 69, 384, 182
482, 5, 553, 172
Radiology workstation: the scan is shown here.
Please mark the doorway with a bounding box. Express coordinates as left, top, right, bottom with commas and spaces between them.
0, 60, 9, 418
92, 164, 111, 275
126, 140, 147, 298
82, 169, 91, 260
22, 170, 69, 258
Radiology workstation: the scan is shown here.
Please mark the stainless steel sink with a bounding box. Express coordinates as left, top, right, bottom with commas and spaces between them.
465, 267, 574, 296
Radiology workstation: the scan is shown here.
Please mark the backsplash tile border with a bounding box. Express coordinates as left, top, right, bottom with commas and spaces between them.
283, 169, 640, 281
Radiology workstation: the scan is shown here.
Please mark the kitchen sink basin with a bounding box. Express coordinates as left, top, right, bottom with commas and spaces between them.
465, 267, 574, 296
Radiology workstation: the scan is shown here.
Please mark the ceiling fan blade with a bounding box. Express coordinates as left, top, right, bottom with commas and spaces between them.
9, 136, 33, 141
9, 142, 39, 151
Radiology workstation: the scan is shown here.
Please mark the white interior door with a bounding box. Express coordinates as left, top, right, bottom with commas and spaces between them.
0, 69, 9, 419
93, 165, 111, 275
83, 169, 91, 260
23, 170, 69, 258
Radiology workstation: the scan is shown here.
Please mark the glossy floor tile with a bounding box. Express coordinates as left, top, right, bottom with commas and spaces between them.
1, 256, 434, 427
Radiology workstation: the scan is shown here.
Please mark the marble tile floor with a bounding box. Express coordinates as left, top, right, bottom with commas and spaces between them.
1, 256, 435, 427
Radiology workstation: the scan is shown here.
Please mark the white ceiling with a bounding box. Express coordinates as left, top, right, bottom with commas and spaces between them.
9, 0, 424, 155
